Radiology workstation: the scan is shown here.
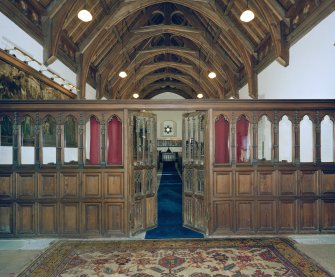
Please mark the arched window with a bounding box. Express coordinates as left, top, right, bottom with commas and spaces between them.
64, 115, 78, 164
86, 115, 100, 165
321, 115, 334, 162
42, 115, 56, 165
300, 115, 313, 162
0, 115, 13, 165
279, 115, 292, 162
236, 115, 250, 163
107, 115, 122, 164
258, 115, 272, 161
21, 115, 34, 164
215, 115, 229, 163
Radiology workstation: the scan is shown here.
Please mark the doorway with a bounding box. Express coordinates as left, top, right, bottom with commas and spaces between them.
129, 110, 208, 238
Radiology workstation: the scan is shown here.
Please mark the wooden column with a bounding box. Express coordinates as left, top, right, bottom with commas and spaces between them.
35, 112, 41, 169
315, 111, 321, 164
273, 111, 279, 164
294, 111, 300, 165
231, 112, 236, 165
56, 112, 62, 168
78, 112, 84, 168
101, 113, 106, 167
12, 112, 19, 169
252, 112, 258, 165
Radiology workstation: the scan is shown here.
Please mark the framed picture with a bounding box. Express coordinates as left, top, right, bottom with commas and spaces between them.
161, 120, 176, 137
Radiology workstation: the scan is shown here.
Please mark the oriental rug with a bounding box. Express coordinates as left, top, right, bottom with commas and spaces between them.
18, 238, 331, 276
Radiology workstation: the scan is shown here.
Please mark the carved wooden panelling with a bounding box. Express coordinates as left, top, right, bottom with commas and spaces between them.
257, 171, 275, 196
257, 201, 276, 232
213, 201, 233, 233
194, 198, 206, 232
321, 171, 335, 195
83, 203, 101, 234
105, 203, 125, 235
133, 200, 144, 232
17, 204, 34, 234
214, 172, 232, 197
236, 201, 254, 232
146, 197, 156, 228
39, 204, 57, 234
300, 171, 318, 196
105, 173, 124, 198
38, 173, 57, 198
0, 174, 12, 197
60, 203, 79, 234
300, 200, 318, 231
236, 172, 254, 196
83, 173, 101, 198
183, 197, 193, 227
278, 200, 296, 232
321, 200, 335, 230
0, 205, 12, 234
60, 173, 79, 198
16, 173, 35, 198
279, 171, 297, 195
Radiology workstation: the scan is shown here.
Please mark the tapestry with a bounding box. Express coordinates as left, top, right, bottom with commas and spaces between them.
0, 59, 71, 100
18, 238, 330, 276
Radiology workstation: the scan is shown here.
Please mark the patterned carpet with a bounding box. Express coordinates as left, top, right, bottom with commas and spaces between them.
18, 238, 331, 276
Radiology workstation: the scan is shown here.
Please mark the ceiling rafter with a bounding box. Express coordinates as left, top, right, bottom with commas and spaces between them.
253, 0, 289, 66
42, 1, 77, 65
116, 61, 219, 99
106, 46, 227, 95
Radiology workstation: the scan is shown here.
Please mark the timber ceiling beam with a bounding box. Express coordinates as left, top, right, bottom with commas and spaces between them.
117, 62, 219, 99
120, 72, 210, 99
42, 1, 77, 65
253, 0, 289, 66
143, 88, 193, 99
107, 46, 227, 94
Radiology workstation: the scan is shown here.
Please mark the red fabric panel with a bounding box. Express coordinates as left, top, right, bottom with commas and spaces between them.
108, 117, 122, 164
236, 115, 249, 163
215, 116, 230, 163
90, 116, 100, 165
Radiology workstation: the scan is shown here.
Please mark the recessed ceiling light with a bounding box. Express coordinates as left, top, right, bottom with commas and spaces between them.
119, 71, 127, 78
208, 71, 217, 79
78, 9, 92, 22
240, 9, 254, 22
133, 93, 139, 98
197, 93, 204, 99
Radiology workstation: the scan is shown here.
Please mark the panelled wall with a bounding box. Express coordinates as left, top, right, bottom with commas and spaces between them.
0, 107, 128, 237
211, 109, 335, 235
0, 100, 335, 238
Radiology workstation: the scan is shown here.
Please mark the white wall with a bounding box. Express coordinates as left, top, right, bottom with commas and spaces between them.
239, 12, 335, 99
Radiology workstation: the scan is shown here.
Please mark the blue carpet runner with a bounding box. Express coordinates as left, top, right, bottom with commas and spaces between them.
145, 161, 203, 239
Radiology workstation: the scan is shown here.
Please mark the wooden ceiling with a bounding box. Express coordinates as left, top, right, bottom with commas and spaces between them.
0, 0, 334, 99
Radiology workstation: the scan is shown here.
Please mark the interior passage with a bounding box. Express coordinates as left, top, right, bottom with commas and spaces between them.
145, 161, 203, 239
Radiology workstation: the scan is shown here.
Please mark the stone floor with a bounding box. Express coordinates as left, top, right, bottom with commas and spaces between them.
0, 235, 334, 276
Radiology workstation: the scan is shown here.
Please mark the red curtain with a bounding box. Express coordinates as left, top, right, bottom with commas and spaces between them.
90, 116, 100, 165
215, 116, 230, 163
236, 115, 249, 163
108, 117, 122, 164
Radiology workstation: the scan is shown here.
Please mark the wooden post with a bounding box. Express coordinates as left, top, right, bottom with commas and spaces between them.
315, 111, 321, 164
294, 111, 300, 165
101, 113, 106, 168
35, 112, 41, 169
78, 112, 84, 168
231, 112, 236, 165
273, 111, 279, 164
12, 112, 19, 169
56, 112, 62, 168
